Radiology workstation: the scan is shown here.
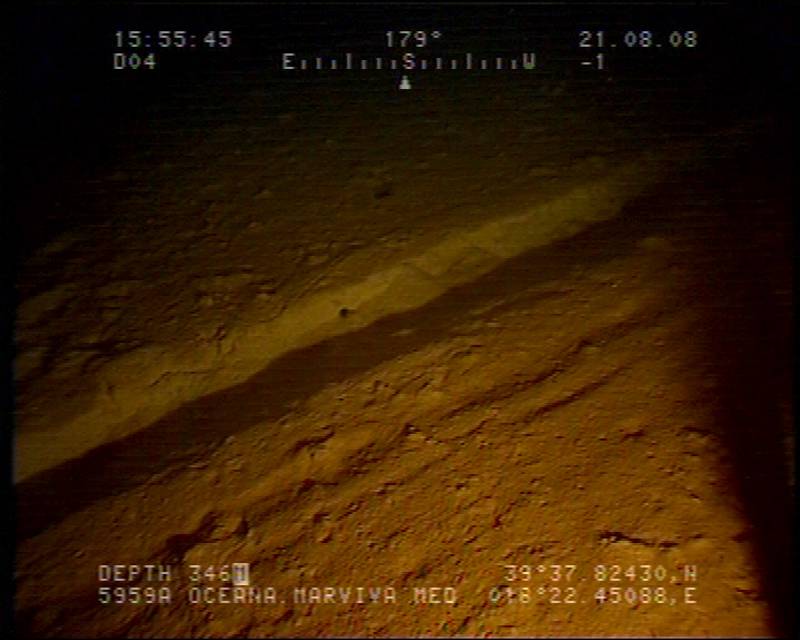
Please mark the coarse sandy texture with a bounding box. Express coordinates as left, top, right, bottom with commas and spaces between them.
14, 110, 793, 637
13, 41, 793, 637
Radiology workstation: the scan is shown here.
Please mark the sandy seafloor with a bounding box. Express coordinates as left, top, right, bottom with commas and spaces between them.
12, 22, 793, 638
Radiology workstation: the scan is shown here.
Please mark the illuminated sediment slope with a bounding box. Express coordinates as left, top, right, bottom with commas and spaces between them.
13, 105, 759, 483
18, 154, 662, 483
